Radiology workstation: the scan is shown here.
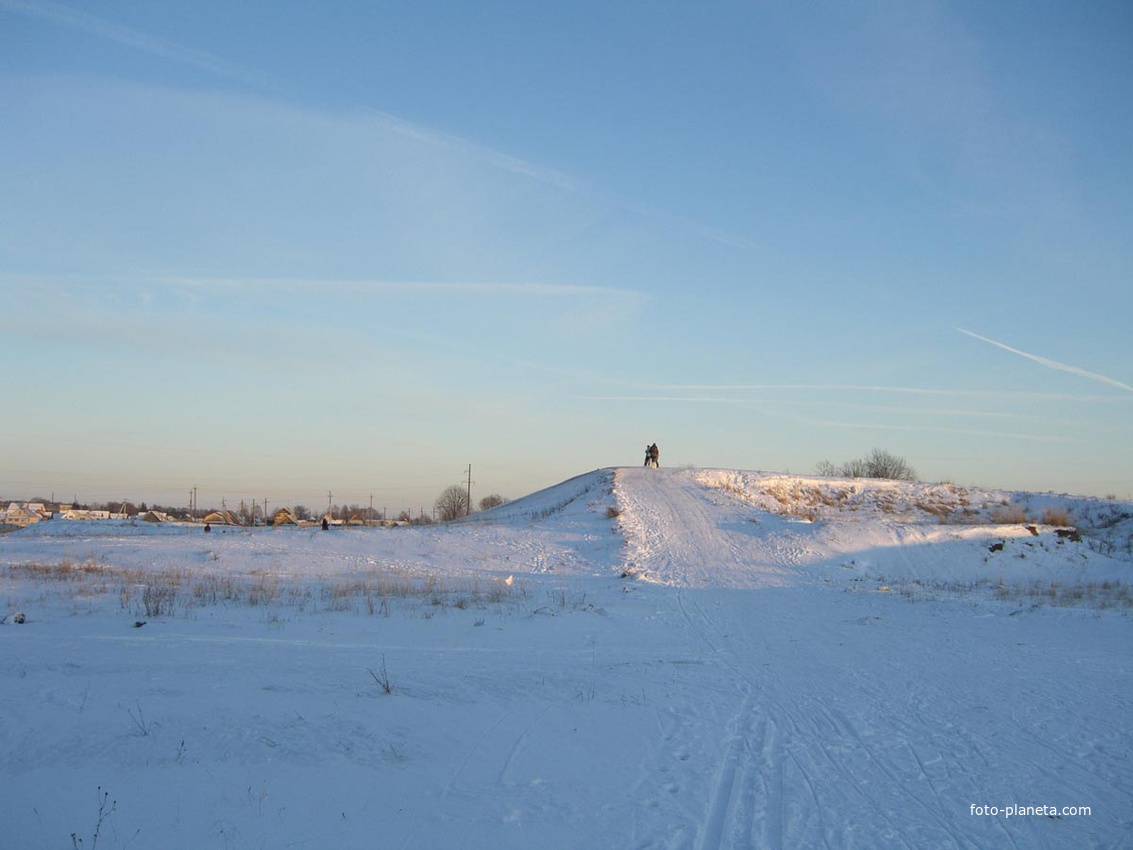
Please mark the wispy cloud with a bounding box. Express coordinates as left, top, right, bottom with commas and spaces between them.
171, 277, 641, 302
1, 0, 274, 89
0, 275, 648, 379
808, 419, 1085, 444
576, 393, 1084, 444
363, 109, 580, 193
594, 383, 1122, 403
957, 328, 1133, 393
2, 2, 762, 255
615, 198, 763, 253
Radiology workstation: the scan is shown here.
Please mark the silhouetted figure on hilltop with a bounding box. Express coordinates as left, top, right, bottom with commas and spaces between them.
644, 443, 660, 468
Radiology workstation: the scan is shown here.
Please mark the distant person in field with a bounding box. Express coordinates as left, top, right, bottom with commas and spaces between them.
645, 442, 660, 468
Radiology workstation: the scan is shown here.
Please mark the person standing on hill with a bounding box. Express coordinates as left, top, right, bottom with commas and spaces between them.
645, 443, 660, 468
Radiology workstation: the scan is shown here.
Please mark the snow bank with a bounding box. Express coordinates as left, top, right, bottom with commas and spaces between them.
690, 468, 1133, 587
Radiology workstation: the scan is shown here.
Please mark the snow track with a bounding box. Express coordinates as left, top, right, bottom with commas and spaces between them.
614, 468, 799, 587
606, 463, 1133, 850
693, 695, 790, 850
651, 578, 1131, 849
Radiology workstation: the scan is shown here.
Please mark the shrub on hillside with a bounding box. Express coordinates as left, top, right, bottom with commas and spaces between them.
1041, 506, 1074, 527
816, 448, 917, 482
991, 503, 1029, 524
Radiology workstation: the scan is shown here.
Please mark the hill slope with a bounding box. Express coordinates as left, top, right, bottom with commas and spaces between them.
611, 466, 1132, 591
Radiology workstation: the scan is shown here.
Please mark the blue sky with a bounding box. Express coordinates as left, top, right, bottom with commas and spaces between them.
2, 0, 1131, 510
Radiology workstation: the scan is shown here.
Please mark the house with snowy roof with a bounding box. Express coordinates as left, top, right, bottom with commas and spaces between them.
3, 503, 50, 527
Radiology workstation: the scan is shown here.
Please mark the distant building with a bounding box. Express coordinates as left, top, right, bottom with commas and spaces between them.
272, 507, 300, 526
60, 509, 112, 521
202, 509, 241, 526
3, 503, 51, 527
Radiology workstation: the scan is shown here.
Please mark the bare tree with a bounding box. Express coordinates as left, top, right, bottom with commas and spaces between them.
862, 448, 916, 481
816, 448, 917, 482
435, 484, 471, 521
815, 460, 838, 477
479, 494, 508, 511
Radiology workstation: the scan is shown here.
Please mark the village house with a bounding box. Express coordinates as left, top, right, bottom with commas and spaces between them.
60, 509, 112, 521
3, 503, 51, 527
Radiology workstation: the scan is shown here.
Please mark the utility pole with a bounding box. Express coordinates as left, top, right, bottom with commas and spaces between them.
466, 463, 473, 517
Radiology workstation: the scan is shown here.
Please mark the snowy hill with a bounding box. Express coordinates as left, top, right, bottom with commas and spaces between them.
2, 467, 1131, 848
617, 467, 1133, 591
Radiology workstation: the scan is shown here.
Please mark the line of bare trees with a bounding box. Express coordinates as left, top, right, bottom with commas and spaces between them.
433, 486, 509, 522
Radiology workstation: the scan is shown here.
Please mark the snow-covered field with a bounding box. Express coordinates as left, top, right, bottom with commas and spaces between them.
3, 468, 1131, 849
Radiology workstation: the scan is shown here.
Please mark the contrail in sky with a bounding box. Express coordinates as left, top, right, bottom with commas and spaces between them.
0, 0, 272, 88
957, 327, 1133, 393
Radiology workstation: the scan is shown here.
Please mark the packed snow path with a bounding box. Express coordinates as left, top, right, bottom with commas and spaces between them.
614, 467, 813, 587
2, 468, 1131, 848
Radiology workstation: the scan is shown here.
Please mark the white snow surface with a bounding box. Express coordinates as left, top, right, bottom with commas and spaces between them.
2, 467, 1131, 849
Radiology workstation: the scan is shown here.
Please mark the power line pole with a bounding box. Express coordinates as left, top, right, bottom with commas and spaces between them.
466, 463, 473, 517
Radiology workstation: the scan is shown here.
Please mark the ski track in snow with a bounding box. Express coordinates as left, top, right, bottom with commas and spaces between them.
2, 467, 1132, 849
613, 468, 1133, 849
614, 468, 801, 588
